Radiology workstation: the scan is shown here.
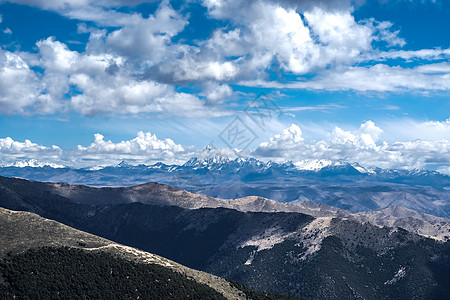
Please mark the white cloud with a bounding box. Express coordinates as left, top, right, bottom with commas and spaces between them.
367, 19, 406, 47
0, 0, 449, 118
0, 0, 236, 118
1, 0, 152, 27
0, 136, 61, 166
242, 63, 450, 92
0, 34, 229, 117
37, 37, 79, 72
202, 82, 233, 103
105, 1, 187, 58
0, 137, 58, 153
1, 119, 449, 171
375, 48, 450, 61
253, 121, 450, 170
258, 124, 304, 149
204, 2, 320, 75
202, 1, 406, 76
0, 131, 190, 167
72, 131, 191, 167
198, 0, 449, 95
437, 165, 450, 176
163, 58, 239, 82
303, 8, 374, 63
381, 118, 450, 142
78, 131, 184, 153
69, 70, 225, 117
0, 49, 50, 115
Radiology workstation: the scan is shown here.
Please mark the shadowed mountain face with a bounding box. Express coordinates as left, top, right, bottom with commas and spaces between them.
0, 247, 228, 300
1, 158, 449, 218
1, 175, 449, 241
0, 207, 303, 300
0, 176, 449, 300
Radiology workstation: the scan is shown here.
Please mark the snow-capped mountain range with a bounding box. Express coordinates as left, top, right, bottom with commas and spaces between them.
0, 156, 444, 177
0, 156, 449, 219
1, 159, 66, 169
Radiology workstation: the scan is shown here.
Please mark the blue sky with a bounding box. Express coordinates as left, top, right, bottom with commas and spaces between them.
0, 0, 449, 172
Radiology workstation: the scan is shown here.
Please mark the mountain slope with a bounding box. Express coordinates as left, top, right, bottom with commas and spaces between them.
0, 207, 301, 300
1, 175, 448, 241
0, 247, 228, 300
0, 178, 449, 299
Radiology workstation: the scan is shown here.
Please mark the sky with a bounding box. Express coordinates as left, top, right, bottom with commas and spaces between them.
0, 0, 449, 172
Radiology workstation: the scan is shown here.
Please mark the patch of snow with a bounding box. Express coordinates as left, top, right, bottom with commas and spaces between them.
352, 164, 375, 174
4, 159, 66, 168
244, 250, 256, 265
294, 159, 341, 171
384, 267, 406, 285
86, 165, 106, 171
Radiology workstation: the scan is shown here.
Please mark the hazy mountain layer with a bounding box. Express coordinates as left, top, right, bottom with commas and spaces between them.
1, 157, 449, 218
1, 176, 448, 241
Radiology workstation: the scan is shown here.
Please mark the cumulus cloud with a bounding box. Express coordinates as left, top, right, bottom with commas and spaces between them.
202, 1, 406, 74
199, 0, 449, 94
0, 1, 227, 117
105, 2, 188, 58
253, 121, 450, 170
1, 33, 228, 117
0, 137, 59, 153
330, 120, 383, 149
71, 131, 193, 167
0, 0, 449, 118
130, 0, 418, 86
437, 165, 450, 176
1, 119, 449, 171
201, 82, 234, 103
0, 137, 61, 165
0, 49, 50, 115
0, 131, 191, 167
78, 131, 184, 153
258, 124, 304, 150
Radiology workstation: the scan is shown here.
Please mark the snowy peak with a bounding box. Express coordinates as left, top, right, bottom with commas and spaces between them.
2, 157, 446, 178
183, 156, 231, 168
183, 157, 375, 175
116, 160, 133, 168
2, 159, 66, 169
293, 159, 345, 171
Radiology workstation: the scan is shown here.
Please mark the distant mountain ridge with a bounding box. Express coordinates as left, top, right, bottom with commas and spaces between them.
1, 157, 449, 219
0, 175, 449, 241
2, 156, 448, 179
